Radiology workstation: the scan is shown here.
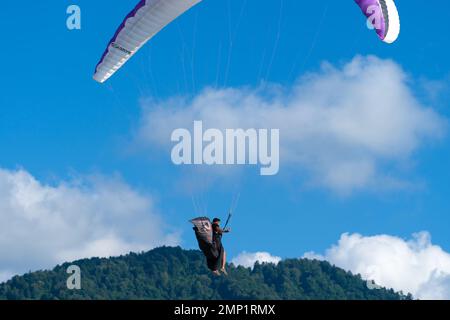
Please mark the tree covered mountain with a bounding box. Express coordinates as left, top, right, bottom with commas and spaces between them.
0, 246, 411, 300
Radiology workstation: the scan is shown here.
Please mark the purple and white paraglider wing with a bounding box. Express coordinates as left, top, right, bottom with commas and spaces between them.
354, 0, 400, 44
94, 0, 202, 83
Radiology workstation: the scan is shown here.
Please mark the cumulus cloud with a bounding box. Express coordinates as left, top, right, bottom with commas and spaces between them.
232, 251, 281, 269
136, 56, 446, 194
304, 232, 450, 299
0, 168, 179, 283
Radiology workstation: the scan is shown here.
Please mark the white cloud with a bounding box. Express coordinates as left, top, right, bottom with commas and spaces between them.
304, 232, 450, 300
0, 168, 179, 282
136, 56, 446, 194
0, 271, 15, 284
232, 251, 281, 269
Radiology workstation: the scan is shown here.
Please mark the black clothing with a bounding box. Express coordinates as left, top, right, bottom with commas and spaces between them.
212, 222, 223, 249
212, 223, 225, 271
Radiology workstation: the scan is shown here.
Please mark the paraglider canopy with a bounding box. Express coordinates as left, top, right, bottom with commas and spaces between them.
354, 0, 400, 43
94, 0, 401, 83
93, 0, 202, 83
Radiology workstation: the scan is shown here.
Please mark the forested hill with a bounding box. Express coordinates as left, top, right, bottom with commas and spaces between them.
0, 246, 411, 300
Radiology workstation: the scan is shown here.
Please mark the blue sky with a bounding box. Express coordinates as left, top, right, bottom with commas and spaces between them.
1, 0, 450, 297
